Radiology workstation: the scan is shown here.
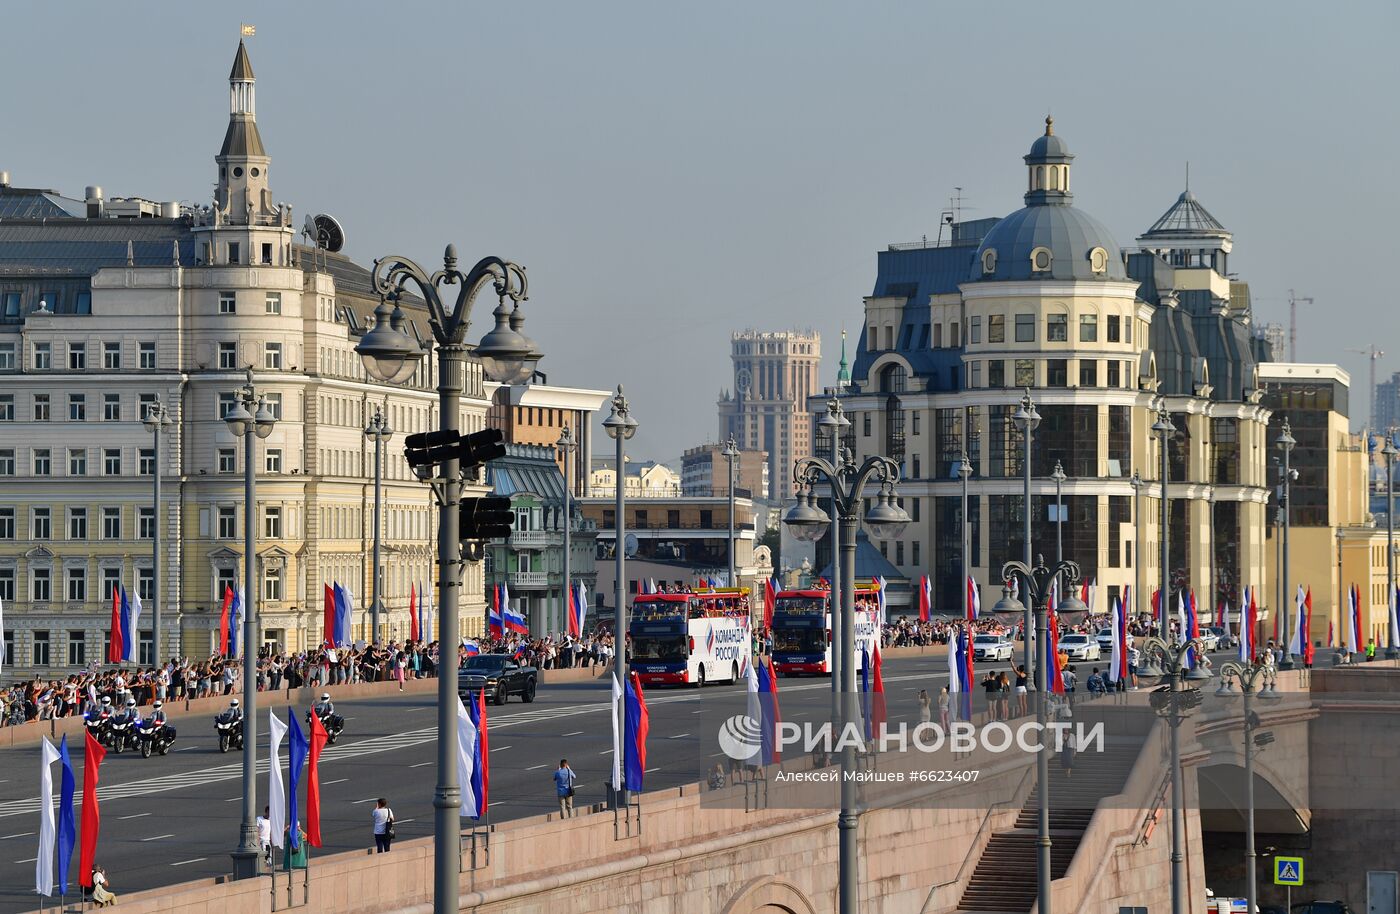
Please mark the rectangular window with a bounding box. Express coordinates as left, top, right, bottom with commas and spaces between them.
139, 448, 155, 475
264, 393, 282, 419
265, 293, 282, 315
1107, 315, 1121, 343
0, 342, 13, 369
68, 343, 86, 370
261, 243, 274, 266
137, 568, 153, 602
41, 291, 59, 310
219, 292, 237, 314
74, 291, 92, 314
102, 507, 121, 539
988, 360, 1005, 388
1079, 360, 1098, 387
68, 449, 86, 475
68, 507, 87, 539
264, 506, 282, 539
0, 395, 10, 421
1015, 313, 1036, 342
33, 394, 49, 421
104, 341, 121, 369
264, 342, 282, 369
1046, 314, 1067, 342
1124, 318, 1132, 344
0, 450, 11, 474
988, 314, 1005, 344
100, 567, 118, 600
66, 567, 85, 601
0, 568, 13, 601
218, 392, 238, 419
217, 506, 237, 538
139, 341, 156, 369
265, 449, 282, 473
33, 507, 51, 539
218, 342, 237, 370
138, 394, 156, 419
33, 342, 51, 370
970, 361, 982, 389
68, 394, 85, 421
895, 540, 904, 566
1080, 314, 1098, 342
970, 316, 982, 344
264, 568, 282, 601
1107, 360, 1121, 387
227, 242, 241, 265
218, 448, 236, 473
2, 292, 20, 317
0, 507, 13, 538
1014, 359, 1035, 387
138, 507, 155, 539
33, 567, 51, 602
68, 631, 86, 666
103, 393, 120, 421
912, 412, 920, 436
933, 324, 943, 349
863, 412, 871, 437
103, 448, 121, 475
32, 631, 50, 666
1047, 359, 1068, 387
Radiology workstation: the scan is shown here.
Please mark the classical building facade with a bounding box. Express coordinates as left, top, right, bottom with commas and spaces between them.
679, 443, 769, 498
485, 381, 610, 496
718, 329, 820, 501
828, 120, 1281, 619
0, 42, 493, 673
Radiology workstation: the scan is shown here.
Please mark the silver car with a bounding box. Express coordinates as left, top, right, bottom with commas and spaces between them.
972, 634, 1013, 662
1059, 633, 1101, 661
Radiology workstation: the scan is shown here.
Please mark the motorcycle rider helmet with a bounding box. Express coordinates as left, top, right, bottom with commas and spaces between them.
101, 696, 112, 705
153, 700, 163, 709
230, 699, 240, 707
320, 693, 330, 701
126, 699, 136, 707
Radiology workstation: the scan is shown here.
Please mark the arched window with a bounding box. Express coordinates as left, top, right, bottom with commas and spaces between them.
982, 248, 998, 275
879, 363, 907, 393
1089, 247, 1109, 274
1030, 246, 1053, 273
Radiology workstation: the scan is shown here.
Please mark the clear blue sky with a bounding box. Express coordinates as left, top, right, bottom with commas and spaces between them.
5, 1, 1398, 459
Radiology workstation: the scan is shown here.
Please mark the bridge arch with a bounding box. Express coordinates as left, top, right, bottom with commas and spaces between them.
721, 876, 818, 914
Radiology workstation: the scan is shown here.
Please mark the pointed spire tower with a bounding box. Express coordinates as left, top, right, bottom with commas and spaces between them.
216, 41, 274, 226
836, 329, 851, 388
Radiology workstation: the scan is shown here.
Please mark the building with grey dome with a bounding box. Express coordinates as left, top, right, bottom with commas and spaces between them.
821, 119, 1278, 620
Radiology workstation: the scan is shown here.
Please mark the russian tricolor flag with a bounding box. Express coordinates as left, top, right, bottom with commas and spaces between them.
567, 581, 588, 638
966, 574, 980, 622
918, 574, 931, 623
463, 640, 481, 656
488, 584, 505, 639
503, 600, 529, 635
623, 672, 648, 792
409, 584, 419, 642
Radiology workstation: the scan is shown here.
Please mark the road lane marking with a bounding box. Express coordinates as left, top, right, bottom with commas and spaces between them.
525, 764, 547, 771
142, 834, 175, 841
2, 832, 35, 839
491, 745, 512, 752
171, 858, 206, 866
691, 709, 706, 714
667, 733, 690, 739
645, 767, 661, 772
323, 779, 349, 785
395, 818, 415, 824
16, 856, 38, 863
119, 813, 151, 820
351, 798, 378, 804
409, 762, 432, 768
598, 749, 613, 755
563, 731, 583, 737
224, 797, 240, 802
175, 746, 198, 751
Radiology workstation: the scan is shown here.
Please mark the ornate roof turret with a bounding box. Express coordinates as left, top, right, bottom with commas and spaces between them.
1142, 189, 1230, 240
836, 329, 850, 386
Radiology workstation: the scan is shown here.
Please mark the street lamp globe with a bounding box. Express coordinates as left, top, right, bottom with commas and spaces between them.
1050, 461, 1067, 484
365, 410, 393, 441
1275, 419, 1295, 452
475, 298, 537, 385
1058, 590, 1089, 615
252, 398, 277, 439
1013, 389, 1041, 432
356, 298, 425, 384
783, 490, 831, 543
722, 436, 740, 460
143, 403, 173, 433
603, 387, 638, 441
224, 400, 254, 438
991, 585, 1025, 615
864, 490, 910, 540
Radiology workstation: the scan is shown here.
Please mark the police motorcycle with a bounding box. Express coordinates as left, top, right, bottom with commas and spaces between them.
108, 699, 141, 753
137, 700, 177, 758
214, 699, 245, 753
83, 697, 115, 747
306, 694, 344, 745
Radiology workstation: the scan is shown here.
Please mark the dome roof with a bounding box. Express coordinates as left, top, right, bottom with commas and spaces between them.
970, 203, 1127, 282
1142, 189, 1230, 239
1025, 116, 1073, 163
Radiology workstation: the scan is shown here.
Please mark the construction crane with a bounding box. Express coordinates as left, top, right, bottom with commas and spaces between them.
1288, 289, 1314, 361
1347, 345, 1386, 430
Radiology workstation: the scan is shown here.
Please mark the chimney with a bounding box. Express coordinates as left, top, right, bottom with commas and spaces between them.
85, 185, 104, 218
0, 171, 10, 188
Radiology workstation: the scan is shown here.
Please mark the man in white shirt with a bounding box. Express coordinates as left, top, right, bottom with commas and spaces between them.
256, 805, 271, 865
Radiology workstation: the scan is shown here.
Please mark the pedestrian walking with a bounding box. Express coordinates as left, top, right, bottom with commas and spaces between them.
394, 652, 407, 691
917, 689, 932, 724
996, 671, 1011, 720
554, 758, 577, 817
372, 797, 395, 852
1014, 665, 1029, 717
937, 685, 950, 730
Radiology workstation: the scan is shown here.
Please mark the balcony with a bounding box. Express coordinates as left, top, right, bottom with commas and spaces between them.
509, 571, 550, 589
509, 529, 557, 549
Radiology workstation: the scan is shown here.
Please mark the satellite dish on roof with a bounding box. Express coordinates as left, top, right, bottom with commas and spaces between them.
308, 213, 345, 252
624, 534, 639, 558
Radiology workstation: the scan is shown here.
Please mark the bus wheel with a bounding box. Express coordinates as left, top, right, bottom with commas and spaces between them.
731, 662, 739, 682
696, 668, 706, 688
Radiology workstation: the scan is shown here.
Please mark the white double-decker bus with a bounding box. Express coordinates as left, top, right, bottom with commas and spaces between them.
771, 584, 880, 677
630, 589, 752, 687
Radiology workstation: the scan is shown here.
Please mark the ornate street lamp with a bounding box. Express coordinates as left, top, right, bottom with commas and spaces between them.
1013, 389, 1041, 675
142, 399, 175, 666
557, 426, 578, 638
1217, 659, 1281, 913
603, 387, 638, 809
1152, 402, 1177, 639
365, 405, 393, 643
1276, 419, 1296, 668
722, 435, 740, 586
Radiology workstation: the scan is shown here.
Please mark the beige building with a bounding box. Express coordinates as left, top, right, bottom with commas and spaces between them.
718, 329, 820, 501
0, 42, 494, 674
589, 460, 681, 499
679, 443, 769, 498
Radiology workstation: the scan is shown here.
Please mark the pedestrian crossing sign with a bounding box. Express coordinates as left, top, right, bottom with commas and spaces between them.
1274, 856, 1304, 886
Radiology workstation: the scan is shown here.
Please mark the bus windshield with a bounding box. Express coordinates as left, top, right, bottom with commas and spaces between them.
774, 597, 827, 619
774, 627, 827, 653
631, 634, 689, 662
633, 601, 685, 622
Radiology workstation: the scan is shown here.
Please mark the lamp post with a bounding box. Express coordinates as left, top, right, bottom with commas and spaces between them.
1139, 635, 1212, 914
224, 372, 276, 879
604, 388, 638, 808
1277, 419, 1296, 668
960, 445, 973, 619
1000, 554, 1084, 914
558, 426, 577, 637
1217, 658, 1281, 913
1384, 434, 1397, 659
1013, 389, 1041, 676
365, 405, 393, 644
1130, 471, 1144, 621
1153, 402, 1177, 639
785, 452, 910, 914
355, 246, 535, 914
142, 399, 174, 666
816, 399, 850, 716
723, 435, 739, 587
1050, 460, 1066, 566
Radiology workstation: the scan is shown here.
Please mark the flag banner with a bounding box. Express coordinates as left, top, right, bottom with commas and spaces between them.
322, 584, 335, 648
38, 737, 59, 896
456, 691, 479, 817
268, 710, 287, 849
869, 640, 887, 741
1302, 589, 1315, 666
57, 736, 76, 893
78, 729, 106, 887
504, 602, 529, 635
918, 575, 931, 623
129, 586, 144, 661
287, 711, 308, 851
463, 640, 481, 656
307, 709, 328, 847
1289, 585, 1307, 657
240, 23, 256, 36
758, 657, 781, 764
611, 676, 624, 791
409, 584, 419, 642
875, 576, 888, 624
219, 585, 234, 656
763, 577, 777, 630
1390, 585, 1400, 651
230, 587, 244, 658
1108, 596, 1128, 684
0, 595, 6, 679
119, 588, 133, 662
108, 588, 124, 663
966, 574, 980, 621
467, 690, 488, 819
623, 672, 649, 792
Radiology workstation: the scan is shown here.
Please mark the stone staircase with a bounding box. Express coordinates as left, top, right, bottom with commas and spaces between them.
956, 716, 1147, 914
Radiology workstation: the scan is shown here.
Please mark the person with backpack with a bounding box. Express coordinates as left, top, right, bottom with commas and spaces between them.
371, 797, 395, 852
554, 758, 578, 817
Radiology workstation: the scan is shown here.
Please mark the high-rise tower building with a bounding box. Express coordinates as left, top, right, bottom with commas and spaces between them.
717, 330, 820, 501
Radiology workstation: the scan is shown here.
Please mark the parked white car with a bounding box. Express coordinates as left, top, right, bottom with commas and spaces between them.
1059, 633, 1101, 661
1096, 627, 1134, 654
972, 634, 1014, 662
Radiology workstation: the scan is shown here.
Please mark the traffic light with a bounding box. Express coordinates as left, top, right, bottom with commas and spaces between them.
461, 428, 506, 465
461, 496, 514, 541
404, 428, 507, 473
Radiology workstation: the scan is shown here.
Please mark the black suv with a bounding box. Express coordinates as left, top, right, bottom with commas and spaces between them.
459, 654, 538, 705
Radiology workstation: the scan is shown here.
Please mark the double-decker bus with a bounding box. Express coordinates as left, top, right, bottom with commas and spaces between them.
771, 584, 881, 677
630, 589, 752, 686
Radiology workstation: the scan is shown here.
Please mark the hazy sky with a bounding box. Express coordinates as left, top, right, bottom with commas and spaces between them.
5, 1, 1398, 460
